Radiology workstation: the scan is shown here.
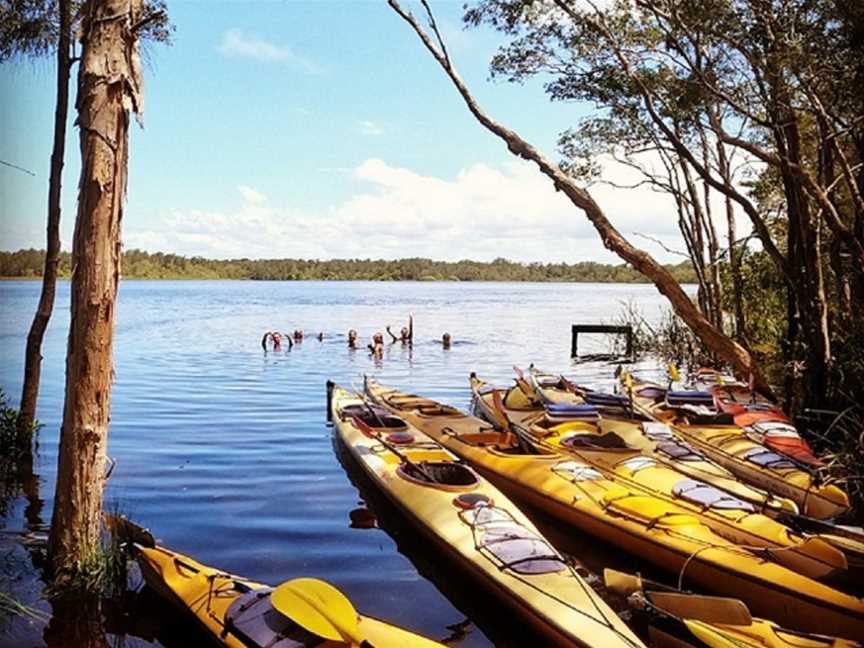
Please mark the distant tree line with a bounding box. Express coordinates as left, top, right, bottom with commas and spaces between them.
0, 248, 697, 283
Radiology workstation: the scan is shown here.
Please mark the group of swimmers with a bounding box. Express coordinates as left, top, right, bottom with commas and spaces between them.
263, 315, 452, 355
260, 329, 325, 350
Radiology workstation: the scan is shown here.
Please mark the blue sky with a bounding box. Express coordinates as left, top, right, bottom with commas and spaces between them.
0, 0, 694, 263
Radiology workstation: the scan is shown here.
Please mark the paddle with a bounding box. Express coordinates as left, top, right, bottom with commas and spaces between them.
271, 577, 364, 646
603, 569, 752, 626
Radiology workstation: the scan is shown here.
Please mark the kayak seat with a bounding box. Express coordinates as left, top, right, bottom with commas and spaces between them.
397, 461, 479, 488
345, 410, 408, 431
636, 386, 667, 401
340, 403, 392, 420
672, 479, 754, 511
545, 403, 600, 423
224, 587, 311, 648
584, 392, 630, 408
562, 431, 629, 450
546, 403, 599, 415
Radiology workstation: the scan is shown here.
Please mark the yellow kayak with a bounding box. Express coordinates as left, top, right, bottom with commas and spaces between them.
604, 569, 861, 648
133, 541, 443, 647
471, 374, 847, 581
621, 373, 849, 520
328, 382, 645, 648
512, 367, 799, 516
519, 368, 864, 577
364, 378, 864, 640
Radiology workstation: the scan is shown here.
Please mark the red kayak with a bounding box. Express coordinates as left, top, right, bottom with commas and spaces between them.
741, 418, 824, 468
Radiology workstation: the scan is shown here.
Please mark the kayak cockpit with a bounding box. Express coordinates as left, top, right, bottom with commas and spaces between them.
397, 461, 479, 490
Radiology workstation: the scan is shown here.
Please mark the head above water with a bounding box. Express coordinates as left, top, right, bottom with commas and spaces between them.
373, 332, 384, 344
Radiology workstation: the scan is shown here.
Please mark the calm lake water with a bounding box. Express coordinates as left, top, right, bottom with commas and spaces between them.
0, 280, 672, 647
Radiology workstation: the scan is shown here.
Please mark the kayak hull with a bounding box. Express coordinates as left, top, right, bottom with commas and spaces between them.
366, 380, 864, 641
330, 383, 644, 648
135, 544, 445, 647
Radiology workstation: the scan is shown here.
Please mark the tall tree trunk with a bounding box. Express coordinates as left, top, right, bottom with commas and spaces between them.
17, 0, 72, 438
388, 0, 773, 396
48, 0, 143, 575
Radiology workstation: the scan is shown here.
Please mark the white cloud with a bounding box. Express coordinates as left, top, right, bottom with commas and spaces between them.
356, 120, 384, 136
123, 158, 707, 264
218, 29, 323, 74
237, 185, 267, 205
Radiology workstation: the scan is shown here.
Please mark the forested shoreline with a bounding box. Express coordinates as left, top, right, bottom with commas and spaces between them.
0, 248, 697, 283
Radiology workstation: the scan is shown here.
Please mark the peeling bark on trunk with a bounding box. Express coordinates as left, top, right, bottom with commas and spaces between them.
48, 0, 143, 574
388, 0, 772, 396
17, 0, 72, 438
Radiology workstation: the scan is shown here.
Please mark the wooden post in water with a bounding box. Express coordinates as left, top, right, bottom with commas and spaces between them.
571, 324, 633, 359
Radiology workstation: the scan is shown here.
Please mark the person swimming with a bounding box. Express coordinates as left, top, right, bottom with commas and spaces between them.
441, 332, 451, 349
386, 315, 413, 344
368, 332, 385, 357
348, 329, 359, 349
293, 329, 304, 342
261, 331, 292, 351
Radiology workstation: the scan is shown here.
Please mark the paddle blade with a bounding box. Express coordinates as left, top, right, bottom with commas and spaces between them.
603, 568, 643, 597
271, 578, 362, 645
648, 592, 752, 626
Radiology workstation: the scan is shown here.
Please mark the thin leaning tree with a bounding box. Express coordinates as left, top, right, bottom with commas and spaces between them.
1, 1, 72, 439
386, 0, 769, 393
47, 0, 146, 578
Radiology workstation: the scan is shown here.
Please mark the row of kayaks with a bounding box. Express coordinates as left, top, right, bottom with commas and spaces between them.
129, 369, 864, 648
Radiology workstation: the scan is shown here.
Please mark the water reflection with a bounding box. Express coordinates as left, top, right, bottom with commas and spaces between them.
1, 280, 677, 647
43, 594, 108, 648
334, 436, 528, 648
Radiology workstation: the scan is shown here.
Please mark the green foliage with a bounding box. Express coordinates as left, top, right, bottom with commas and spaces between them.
615, 302, 712, 370
801, 407, 864, 523
0, 248, 698, 283
46, 510, 131, 598
0, 0, 173, 64
0, 0, 58, 62
0, 389, 38, 462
